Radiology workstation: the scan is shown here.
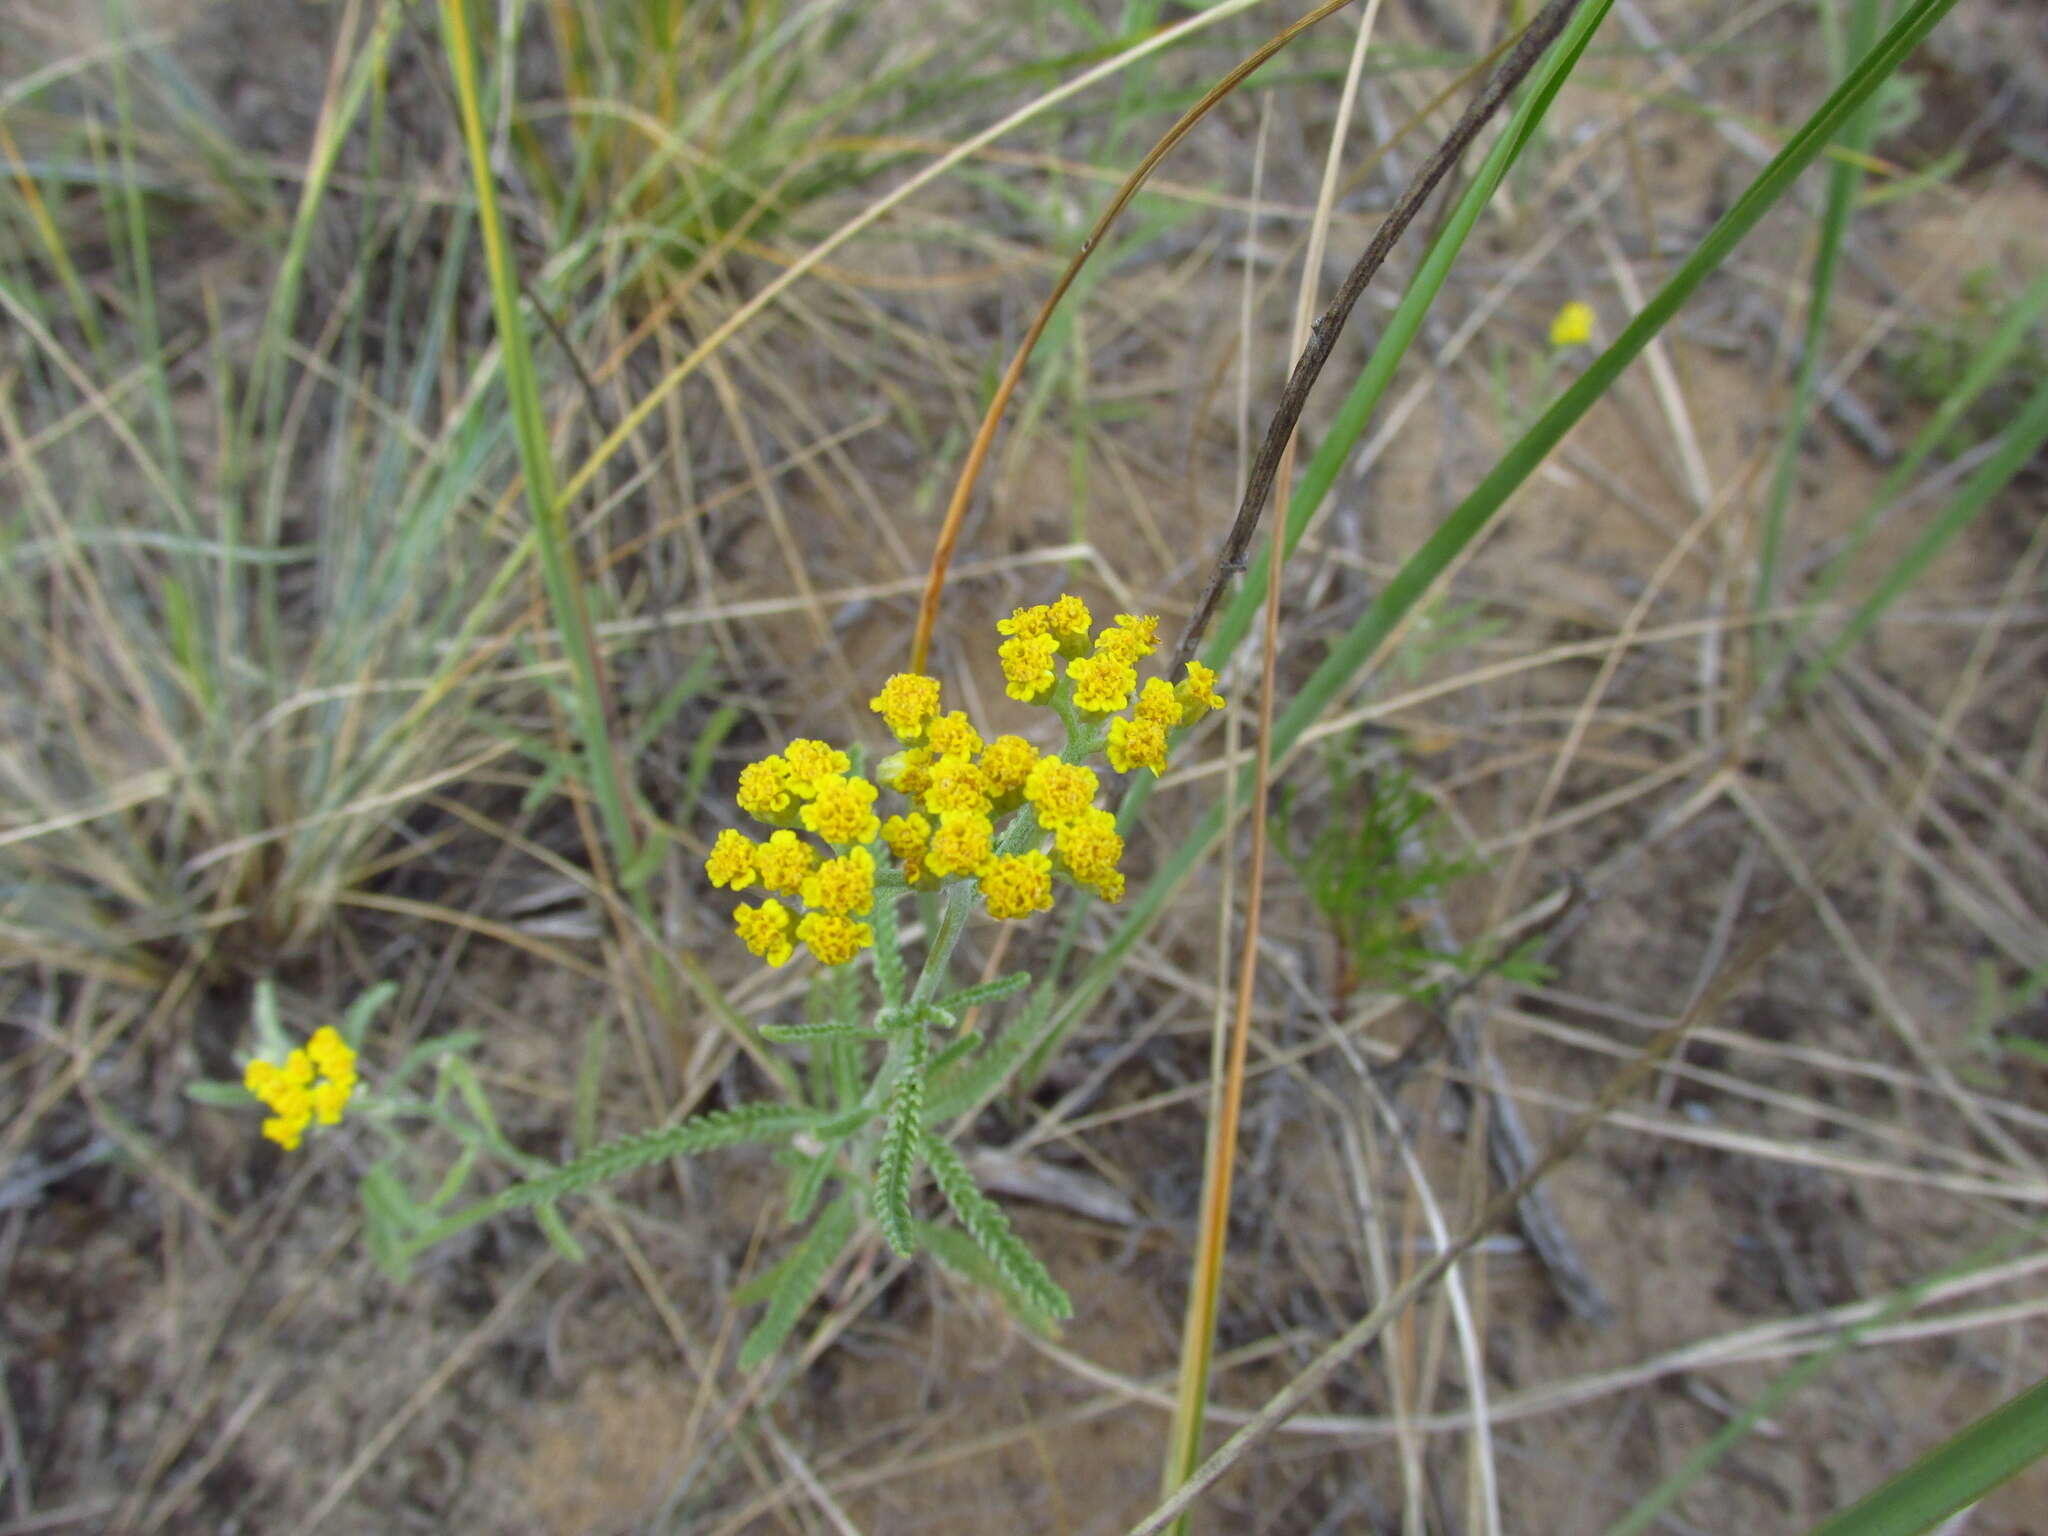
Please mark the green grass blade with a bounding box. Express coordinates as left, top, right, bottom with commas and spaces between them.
1756, 0, 1883, 624
1800, 1375, 2048, 1536
1796, 368, 2048, 691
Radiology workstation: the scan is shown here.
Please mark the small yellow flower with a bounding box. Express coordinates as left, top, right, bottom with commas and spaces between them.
799, 774, 881, 847
926, 810, 996, 879
734, 899, 797, 967
1045, 593, 1093, 653
1132, 676, 1184, 727
245, 1029, 358, 1151
752, 829, 818, 896
997, 604, 1051, 640
878, 747, 935, 801
797, 911, 874, 967
1176, 660, 1226, 724
881, 812, 933, 886
869, 673, 943, 742
999, 632, 1061, 703
1106, 613, 1160, 658
923, 755, 992, 817
980, 851, 1054, 920
306, 1026, 356, 1089
1054, 807, 1126, 901
1106, 716, 1170, 776
1549, 300, 1594, 348
705, 828, 757, 890
1023, 757, 1099, 829
737, 755, 797, 822
1066, 651, 1136, 714
802, 846, 876, 917
782, 738, 851, 796
924, 710, 984, 760
979, 735, 1039, 800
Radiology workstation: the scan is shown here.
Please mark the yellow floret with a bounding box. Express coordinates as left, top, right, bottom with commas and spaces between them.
924, 710, 984, 760
705, 828, 758, 890
752, 829, 818, 896
802, 846, 876, 917
877, 747, 934, 801
926, 811, 996, 879
796, 912, 874, 967
1094, 612, 1160, 662
1054, 807, 1126, 900
782, 738, 851, 795
922, 755, 992, 817
999, 632, 1061, 703
311, 1076, 353, 1126
979, 735, 1039, 800
1132, 676, 1184, 727
1045, 593, 1093, 653
1107, 716, 1170, 776
1066, 651, 1137, 714
262, 1115, 307, 1151
282, 1049, 315, 1088
1549, 300, 1595, 348
737, 755, 797, 822
1176, 660, 1226, 724
1023, 757, 1099, 828
734, 899, 797, 967
306, 1026, 356, 1087
880, 813, 933, 887
996, 604, 1050, 640
979, 852, 1054, 920
869, 673, 943, 742
799, 774, 881, 847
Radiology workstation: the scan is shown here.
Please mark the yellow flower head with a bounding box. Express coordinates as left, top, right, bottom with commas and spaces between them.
979, 734, 1039, 800
802, 845, 876, 917
734, 899, 797, 967
245, 1029, 358, 1150
705, 828, 757, 891
881, 812, 932, 886
782, 738, 851, 796
999, 632, 1061, 703
1095, 613, 1160, 662
1054, 807, 1126, 901
1176, 660, 1226, 724
980, 851, 1055, 920
1045, 593, 1093, 653
1132, 676, 1184, 727
869, 673, 943, 742
877, 747, 934, 801
799, 774, 881, 847
1549, 300, 1595, 348
923, 755, 992, 818
752, 829, 818, 896
1106, 716, 1170, 776
1066, 651, 1137, 714
306, 1026, 357, 1089
1024, 757, 1099, 828
997, 604, 1051, 640
797, 911, 874, 967
924, 710, 984, 761
737, 755, 797, 823
926, 810, 996, 879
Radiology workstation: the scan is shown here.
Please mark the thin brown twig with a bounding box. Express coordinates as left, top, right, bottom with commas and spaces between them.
908, 0, 1369, 674
1169, 0, 1590, 674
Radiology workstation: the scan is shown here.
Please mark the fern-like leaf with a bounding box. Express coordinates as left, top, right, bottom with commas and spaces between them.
923, 980, 1055, 1123
761, 1020, 880, 1043
873, 1028, 929, 1257
914, 1220, 1063, 1336
920, 1133, 1072, 1319
933, 971, 1032, 1014
397, 1102, 814, 1262
738, 1194, 857, 1371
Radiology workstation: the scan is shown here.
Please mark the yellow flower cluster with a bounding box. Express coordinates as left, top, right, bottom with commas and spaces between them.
710, 595, 1224, 968
244, 1026, 358, 1151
